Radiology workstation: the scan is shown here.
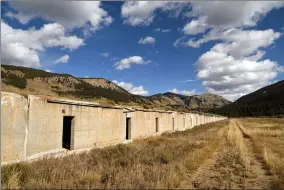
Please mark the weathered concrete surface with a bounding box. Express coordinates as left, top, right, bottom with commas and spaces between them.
27, 95, 125, 156
1, 92, 28, 162
126, 111, 174, 139
1, 92, 228, 163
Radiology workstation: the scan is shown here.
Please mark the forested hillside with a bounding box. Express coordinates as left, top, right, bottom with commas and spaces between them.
212, 81, 284, 117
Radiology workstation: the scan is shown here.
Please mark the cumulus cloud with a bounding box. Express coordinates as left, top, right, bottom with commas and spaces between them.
5, 11, 33, 25
182, 1, 284, 35
182, 17, 208, 35
54, 55, 69, 64
187, 28, 283, 101
192, 29, 283, 101
6, 1, 112, 32
121, 1, 166, 26
183, 28, 281, 54
169, 88, 196, 96
173, 2, 284, 101
114, 56, 151, 70
100, 52, 110, 57
197, 47, 283, 101
121, 1, 189, 26
112, 80, 149, 95
138, 36, 156, 44
175, 2, 284, 47
1, 21, 84, 67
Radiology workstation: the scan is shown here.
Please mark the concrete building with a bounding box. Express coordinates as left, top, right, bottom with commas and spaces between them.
1, 92, 227, 163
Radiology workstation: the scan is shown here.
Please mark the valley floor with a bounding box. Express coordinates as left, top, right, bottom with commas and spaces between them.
2, 118, 284, 189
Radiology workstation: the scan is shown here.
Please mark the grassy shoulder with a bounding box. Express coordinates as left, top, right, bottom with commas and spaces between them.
237, 118, 284, 189
3, 118, 283, 189
1, 120, 228, 189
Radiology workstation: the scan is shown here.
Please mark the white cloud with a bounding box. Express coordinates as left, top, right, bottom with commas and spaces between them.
174, 22, 283, 101
138, 36, 156, 44
176, 28, 281, 54
1, 21, 84, 67
114, 56, 151, 70
121, 1, 166, 26
1, 42, 40, 68
54, 55, 69, 64
121, 1, 189, 26
173, 2, 284, 101
197, 47, 283, 101
154, 28, 171, 32
45, 69, 52, 73
100, 52, 110, 57
6, 1, 112, 32
112, 80, 149, 96
182, 17, 208, 35
182, 1, 284, 34
5, 11, 33, 25
185, 29, 281, 56
169, 88, 196, 96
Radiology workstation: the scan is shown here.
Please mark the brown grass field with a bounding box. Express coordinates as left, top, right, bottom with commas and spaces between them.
2, 118, 284, 189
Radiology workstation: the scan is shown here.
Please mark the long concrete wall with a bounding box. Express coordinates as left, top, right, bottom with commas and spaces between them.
1, 92, 227, 162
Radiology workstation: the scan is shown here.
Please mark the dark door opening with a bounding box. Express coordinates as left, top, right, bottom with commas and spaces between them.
126, 117, 131, 140
183, 118, 186, 128
156, 117, 159, 132
172, 118, 175, 130
62, 116, 74, 150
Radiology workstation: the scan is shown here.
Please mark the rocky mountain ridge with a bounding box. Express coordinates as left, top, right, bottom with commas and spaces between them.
1, 64, 231, 112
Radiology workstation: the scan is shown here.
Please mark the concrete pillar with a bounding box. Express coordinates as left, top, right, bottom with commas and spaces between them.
1, 92, 28, 162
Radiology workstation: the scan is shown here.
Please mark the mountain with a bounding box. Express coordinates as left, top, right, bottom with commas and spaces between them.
80, 78, 128, 93
213, 81, 284, 117
149, 92, 231, 111
1, 64, 230, 112
1, 64, 153, 106
149, 92, 187, 105
185, 93, 231, 111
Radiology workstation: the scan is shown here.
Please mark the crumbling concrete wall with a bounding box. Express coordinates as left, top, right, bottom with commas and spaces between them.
1, 92, 228, 163
27, 95, 125, 156
1, 92, 28, 162
184, 113, 192, 129
173, 112, 185, 131
127, 111, 173, 139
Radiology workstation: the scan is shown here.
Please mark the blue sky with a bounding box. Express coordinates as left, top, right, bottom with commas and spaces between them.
1, 1, 284, 101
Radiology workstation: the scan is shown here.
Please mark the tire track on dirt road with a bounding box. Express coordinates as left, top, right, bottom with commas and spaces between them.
187, 120, 273, 189
182, 125, 229, 189
235, 120, 272, 189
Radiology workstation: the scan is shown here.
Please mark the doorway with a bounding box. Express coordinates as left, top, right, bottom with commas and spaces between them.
62, 116, 74, 150
126, 117, 131, 140
156, 117, 159, 132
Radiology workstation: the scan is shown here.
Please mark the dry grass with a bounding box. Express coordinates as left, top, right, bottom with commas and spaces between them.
227, 120, 250, 171
2, 118, 284, 189
238, 118, 284, 189
187, 120, 255, 189
1, 120, 228, 189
